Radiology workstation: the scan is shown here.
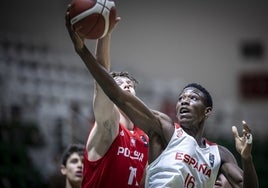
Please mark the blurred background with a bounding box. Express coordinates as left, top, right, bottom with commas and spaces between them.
0, 0, 268, 187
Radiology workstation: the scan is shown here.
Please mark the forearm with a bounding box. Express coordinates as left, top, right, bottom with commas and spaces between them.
93, 34, 114, 117
96, 34, 111, 70
242, 156, 259, 188
77, 45, 121, 102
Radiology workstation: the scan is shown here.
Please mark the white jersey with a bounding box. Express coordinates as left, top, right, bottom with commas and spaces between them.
145, 123, 221, 188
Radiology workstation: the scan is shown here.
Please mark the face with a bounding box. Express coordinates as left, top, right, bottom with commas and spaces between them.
214, 174, 232, 188
114, 76, 136, 95
176, 87, 211, 126
61, 153, 84, 185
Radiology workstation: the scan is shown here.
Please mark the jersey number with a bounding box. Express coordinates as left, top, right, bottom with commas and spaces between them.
184, 173, 195, 188
128, 166, 138, 186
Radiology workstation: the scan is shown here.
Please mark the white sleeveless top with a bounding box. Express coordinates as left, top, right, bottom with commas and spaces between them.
145, 124, 221, 188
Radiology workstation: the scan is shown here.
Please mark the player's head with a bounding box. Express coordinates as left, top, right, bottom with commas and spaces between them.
61, 144, 84, 187
176, 83, 213, 125
110, 71, 138, 95
182, 83, 213, 108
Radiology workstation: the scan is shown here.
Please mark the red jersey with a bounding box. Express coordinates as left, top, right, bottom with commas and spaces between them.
82, 124, 149, 188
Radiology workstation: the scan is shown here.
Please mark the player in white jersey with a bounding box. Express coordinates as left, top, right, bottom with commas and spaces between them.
145, 123, 221, 187
65, 13, 259, 188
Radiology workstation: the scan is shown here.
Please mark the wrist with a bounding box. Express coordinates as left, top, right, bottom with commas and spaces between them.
76, 44, 86, 53
242, 154, 252, 162
101, 33, 111, 42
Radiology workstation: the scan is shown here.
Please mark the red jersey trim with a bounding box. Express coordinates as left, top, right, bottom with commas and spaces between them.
174, 123, 217, 146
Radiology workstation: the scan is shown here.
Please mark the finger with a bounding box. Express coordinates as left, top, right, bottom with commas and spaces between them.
242, 120, 251, 133
115, 16, 121, 23
243, 129, 247, 137
65, 11, 71, 27
66, 3, 72, 13
112, 16, 121, 29
65, 12, 74, 33
232, 126, 239, 138
242, 120, 253, 144
242, 120, 252, 139
65, 4, 74, 29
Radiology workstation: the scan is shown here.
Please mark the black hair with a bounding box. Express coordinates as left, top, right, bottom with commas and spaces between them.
110, 71, 139, 87
61, 143, 84, 166
183, 83, 213, 108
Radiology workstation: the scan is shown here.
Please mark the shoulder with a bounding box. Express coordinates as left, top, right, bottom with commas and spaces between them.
150, 109, 175, 142
205, 138, 217, 146
151, 109, 172, 121
218, 144, 237, 164
151, 109, 174, 127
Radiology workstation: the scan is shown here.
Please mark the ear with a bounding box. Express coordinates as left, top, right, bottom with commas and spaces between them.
60, 165, 67, 175
205, 107, 212, 118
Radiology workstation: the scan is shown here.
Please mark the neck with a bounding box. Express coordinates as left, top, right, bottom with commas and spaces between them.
65, 180, 81, 188
119, 112, 134, 131
181, 123, 205, 147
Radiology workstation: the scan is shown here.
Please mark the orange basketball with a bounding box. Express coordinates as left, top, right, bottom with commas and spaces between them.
68, 0, 116, 39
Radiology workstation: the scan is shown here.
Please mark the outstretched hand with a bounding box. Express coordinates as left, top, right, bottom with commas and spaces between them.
232, 121, 253, 159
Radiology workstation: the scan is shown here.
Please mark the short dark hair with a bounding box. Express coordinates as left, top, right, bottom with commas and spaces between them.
110, 71, 139, 87
183, 83, 213, 108
61, 143, 84, 166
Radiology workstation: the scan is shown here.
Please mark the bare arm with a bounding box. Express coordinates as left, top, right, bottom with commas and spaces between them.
86, 33, 121, 161
219, 145, 243, 188
232, 121, 259, 188
94, 33, 117, 125
96, 32, 111, 70
220, 121, 259, 188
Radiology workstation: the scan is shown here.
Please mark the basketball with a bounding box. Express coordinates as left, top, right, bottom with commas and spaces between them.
68, 0, 116, 39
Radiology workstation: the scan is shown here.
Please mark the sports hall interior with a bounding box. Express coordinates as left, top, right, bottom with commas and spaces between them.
0, 1, 268, 187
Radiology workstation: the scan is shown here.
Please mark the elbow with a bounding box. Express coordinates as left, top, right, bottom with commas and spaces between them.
232, 176, 243, 188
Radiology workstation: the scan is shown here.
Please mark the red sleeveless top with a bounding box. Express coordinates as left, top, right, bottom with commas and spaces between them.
82, 124, 149, 188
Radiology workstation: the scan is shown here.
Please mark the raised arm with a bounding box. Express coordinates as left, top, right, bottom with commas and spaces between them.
93, 32, 116, 125
65, 8, 162, 136
83, 28, 121, 161
219, 121, 259, 188
232, 121, 259, 188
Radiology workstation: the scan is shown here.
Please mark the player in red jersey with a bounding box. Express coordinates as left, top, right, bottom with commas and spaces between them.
66, 13, 149, 187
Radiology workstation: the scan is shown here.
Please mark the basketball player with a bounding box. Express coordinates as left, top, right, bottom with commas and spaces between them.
60, 144, 84, 188
65, 10, 258, 188
65, 9, 148, 188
